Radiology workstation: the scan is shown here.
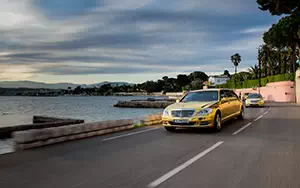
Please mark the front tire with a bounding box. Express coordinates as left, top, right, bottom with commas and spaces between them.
238, 107, 244, 120
213, 112, 222, 132
165, 127, 176, 132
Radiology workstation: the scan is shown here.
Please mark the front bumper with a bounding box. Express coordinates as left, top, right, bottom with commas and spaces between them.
245, 101, 264, 107
162, 115, 214, 128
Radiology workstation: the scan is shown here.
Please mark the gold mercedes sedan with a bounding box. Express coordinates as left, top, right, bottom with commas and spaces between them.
162, 89, 244, 132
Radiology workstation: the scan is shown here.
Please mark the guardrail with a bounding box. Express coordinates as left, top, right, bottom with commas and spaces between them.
13, 114, 163, 151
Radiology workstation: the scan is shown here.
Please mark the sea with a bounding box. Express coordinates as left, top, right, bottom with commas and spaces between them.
0, 96, 165, 154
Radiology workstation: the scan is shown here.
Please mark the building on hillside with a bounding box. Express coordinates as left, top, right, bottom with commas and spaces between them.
208, 75, 230, 86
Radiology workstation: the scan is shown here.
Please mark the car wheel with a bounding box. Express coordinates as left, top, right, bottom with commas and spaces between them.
213, 112, 222, 132
238, 107, 244, 120
165, 127, 176, 132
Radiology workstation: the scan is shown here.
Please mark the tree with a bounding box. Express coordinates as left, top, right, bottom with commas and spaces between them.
176, 74, 190, 89
190, 79, 204, 90
162, 76, 168, 81
231, 53, 242, 88
257, 0, 300, 15
248, 65, 260, 79
73, 86, 82, 94
263, 15, 300, 73
223, 70, 230, 77
188, 71, 208, 82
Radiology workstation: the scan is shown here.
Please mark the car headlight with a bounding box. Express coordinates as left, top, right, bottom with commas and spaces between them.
197, 108, 213, 116
163, 109, 169, 116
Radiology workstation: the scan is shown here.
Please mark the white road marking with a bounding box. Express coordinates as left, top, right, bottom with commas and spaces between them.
263, 108, 271, 115
232, 122, 252, 135
233, 108, 271, 135
147, 141, 224, 188
253, 115, 263, 122
102, 127, 160, 141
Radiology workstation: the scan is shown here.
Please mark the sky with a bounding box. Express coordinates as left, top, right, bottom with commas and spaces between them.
0, 0, 280, 84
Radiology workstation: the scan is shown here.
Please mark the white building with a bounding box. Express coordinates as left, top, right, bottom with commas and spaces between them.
208, 75, 230, 86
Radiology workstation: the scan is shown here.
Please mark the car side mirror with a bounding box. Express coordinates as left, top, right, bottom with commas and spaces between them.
221, 97, 228, 103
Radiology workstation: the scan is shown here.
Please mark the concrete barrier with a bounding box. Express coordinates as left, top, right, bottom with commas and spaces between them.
33, 116, 83, 124
134, 114, 162, 127
0, 116, 84, 139
13, 119, 134, 150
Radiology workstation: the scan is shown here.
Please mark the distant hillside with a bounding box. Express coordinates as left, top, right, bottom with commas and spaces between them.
81, 81, 134, 88
0, 81, 133, 89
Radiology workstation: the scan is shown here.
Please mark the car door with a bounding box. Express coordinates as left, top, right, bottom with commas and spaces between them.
227, 90, 240, 114
219, 90, 231, 120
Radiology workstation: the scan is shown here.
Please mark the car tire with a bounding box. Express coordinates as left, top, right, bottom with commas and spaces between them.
213, 112, 222, 132
238, 107, 244, 120
165, 127, 176, 132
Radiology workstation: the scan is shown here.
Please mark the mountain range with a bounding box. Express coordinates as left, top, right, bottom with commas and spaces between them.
0, 81, 133, 89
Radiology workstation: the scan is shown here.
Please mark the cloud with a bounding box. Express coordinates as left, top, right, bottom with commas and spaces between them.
241, 25, 271, 34
0, 0, 280, 83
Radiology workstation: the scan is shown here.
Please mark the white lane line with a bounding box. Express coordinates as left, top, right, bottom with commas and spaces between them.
147, 141, 224, 188
232, 122, 252, 135
233, 108, 271, 135
253, 115, 263, 122
102, 127, 160, 141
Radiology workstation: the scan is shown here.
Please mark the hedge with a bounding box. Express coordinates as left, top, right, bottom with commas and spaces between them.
216, 73, 294, 89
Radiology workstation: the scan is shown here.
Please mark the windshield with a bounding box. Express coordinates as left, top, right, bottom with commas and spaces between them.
181, 91, 218, 102
247, 93, 262, 98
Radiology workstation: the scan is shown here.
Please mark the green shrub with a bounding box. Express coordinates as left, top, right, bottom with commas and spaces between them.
216, 73, 294, 89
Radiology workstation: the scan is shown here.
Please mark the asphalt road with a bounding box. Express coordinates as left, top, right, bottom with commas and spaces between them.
1, 103, 300, 188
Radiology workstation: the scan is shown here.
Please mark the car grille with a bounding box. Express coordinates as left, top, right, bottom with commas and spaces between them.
169, 121, 196, 126
250, 100, 259, 103
171, 109, 195, 118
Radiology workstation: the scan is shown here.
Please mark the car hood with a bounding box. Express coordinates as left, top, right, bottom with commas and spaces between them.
247, 98, 262, 101
166, 101, 218, 111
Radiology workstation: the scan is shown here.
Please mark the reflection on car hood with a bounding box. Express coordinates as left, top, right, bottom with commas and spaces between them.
166, 101, 218, 110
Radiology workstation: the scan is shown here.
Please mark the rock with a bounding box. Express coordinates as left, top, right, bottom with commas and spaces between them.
114, 100, 174, 108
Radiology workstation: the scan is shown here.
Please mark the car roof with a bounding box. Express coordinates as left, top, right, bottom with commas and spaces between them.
248, 93, 261, 96
189, 88, 233, 93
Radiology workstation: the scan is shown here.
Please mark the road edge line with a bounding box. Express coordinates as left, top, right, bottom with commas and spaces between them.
102, 127, 160, 141
232, 122, 252, 135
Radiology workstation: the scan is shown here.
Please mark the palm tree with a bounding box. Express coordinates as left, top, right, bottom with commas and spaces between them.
248, 65, 260, 79
231, 53, 242, 88
260, 45, 271, 77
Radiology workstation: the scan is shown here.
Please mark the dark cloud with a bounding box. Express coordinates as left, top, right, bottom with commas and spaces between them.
0, 0, 280, 79
38, 65, 168, 75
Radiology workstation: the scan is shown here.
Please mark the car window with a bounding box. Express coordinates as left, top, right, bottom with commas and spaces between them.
224, 90, 237, 99
247, 93, 262, 98
181, 91, 219, 102
229, 90, 238, 99
220, 90, 227, 99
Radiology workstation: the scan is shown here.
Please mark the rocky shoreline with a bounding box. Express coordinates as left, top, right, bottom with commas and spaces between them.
114, 98, 176, 108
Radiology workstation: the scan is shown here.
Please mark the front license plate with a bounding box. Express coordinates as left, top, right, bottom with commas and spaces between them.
173, 119, 189, 124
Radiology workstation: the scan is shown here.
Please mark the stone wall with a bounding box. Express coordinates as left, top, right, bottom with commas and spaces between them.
235, 81, 295, 102
296, 69, 300, 104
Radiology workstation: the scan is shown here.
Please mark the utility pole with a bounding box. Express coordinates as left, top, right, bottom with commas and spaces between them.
258, 47, 261, 94
234, 66, 237, 89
